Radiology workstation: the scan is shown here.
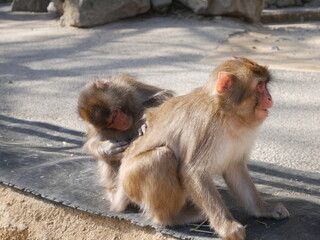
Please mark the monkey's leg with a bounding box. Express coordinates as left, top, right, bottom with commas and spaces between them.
120, 146, 187, 226
170, 202, 206, 225
182, 170, 245, 240
223, 161, 289, 220
109, 182, 130, 213
97, 161, 123, 204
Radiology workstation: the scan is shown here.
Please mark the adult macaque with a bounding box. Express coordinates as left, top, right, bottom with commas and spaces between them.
112, 58, 289, 240
77, 74, 174, 202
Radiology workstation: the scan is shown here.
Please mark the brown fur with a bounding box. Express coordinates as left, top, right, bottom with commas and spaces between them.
77, 74, 174, 203
112, 58, 289, 240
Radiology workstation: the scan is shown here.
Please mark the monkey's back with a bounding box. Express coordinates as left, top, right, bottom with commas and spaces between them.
125, 88, 219, 159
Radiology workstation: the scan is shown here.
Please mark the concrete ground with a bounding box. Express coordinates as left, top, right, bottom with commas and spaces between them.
0, 3, 319, 240
1, 3, 319, 172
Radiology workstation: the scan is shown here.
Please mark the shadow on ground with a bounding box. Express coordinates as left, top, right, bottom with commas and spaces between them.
0, 115, 319, 240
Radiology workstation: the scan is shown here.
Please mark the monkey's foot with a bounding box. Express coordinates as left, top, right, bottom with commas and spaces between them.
109, 200, 128, 213
109, 189, 130, 213
256, 202, 290, 220
219, 221, 245, 240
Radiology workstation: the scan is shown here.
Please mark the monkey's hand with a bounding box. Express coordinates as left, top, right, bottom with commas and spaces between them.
138, 123, 148, 136
100, 140, 129, 159
255, 202, 289, 220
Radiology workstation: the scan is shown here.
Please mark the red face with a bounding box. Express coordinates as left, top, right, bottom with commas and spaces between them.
255, 81, 273, 120
107, 109, 132, 131
79, 103, 132, 131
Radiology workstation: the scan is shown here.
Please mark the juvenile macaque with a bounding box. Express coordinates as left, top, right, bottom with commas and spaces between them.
77, 74, 174, 202
112, 58, 289, 240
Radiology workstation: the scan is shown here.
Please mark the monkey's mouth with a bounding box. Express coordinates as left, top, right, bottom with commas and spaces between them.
255, 108, 269, 120
256, 108, 268, 113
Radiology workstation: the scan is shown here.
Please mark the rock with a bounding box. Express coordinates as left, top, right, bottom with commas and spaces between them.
295, 0, 303, 6
265, 0, 277, 5
151, 0, 172, 12
51, 0, 64, 15
11, 0, 51, 12
271, 46, 280, 50
60, 0, 150, 28
47, 2, 56, 13
177, 0, 264, 22
177, 0, 208, 14
276, 0, 295, 7
305, 0, 320, 7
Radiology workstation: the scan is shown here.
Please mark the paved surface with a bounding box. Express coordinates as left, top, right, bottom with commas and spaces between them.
0, 4, 319, 172
0, 3, 319, 240
0, 115, 319, 239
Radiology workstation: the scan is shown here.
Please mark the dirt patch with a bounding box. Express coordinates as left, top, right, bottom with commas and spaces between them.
0, 184, 174, 240
205, 22, 320, 72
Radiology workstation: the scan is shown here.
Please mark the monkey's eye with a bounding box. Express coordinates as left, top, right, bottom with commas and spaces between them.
89, 105, 110, 123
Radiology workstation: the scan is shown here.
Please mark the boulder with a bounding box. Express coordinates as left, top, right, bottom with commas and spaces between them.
61, 0, 150, 27
277, 0, 296, 7
178, 0, 265, 22
151, 0, 172, 12
11, 0, 51, 12
50, 0, 64, 15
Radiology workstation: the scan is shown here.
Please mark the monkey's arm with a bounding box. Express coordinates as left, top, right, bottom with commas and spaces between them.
142, 90, 175, 108
182, 169, 245, 239
84, 138, 129, 162
137, 90, 174, 136
223, 160, 289, 219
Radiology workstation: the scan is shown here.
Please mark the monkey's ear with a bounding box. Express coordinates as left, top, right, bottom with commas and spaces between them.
216, 72, 233, 94
94, 79, 109, 89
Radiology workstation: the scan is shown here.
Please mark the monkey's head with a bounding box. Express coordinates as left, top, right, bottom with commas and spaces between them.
210, 57, 273, 124
77, 79, 133, 131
